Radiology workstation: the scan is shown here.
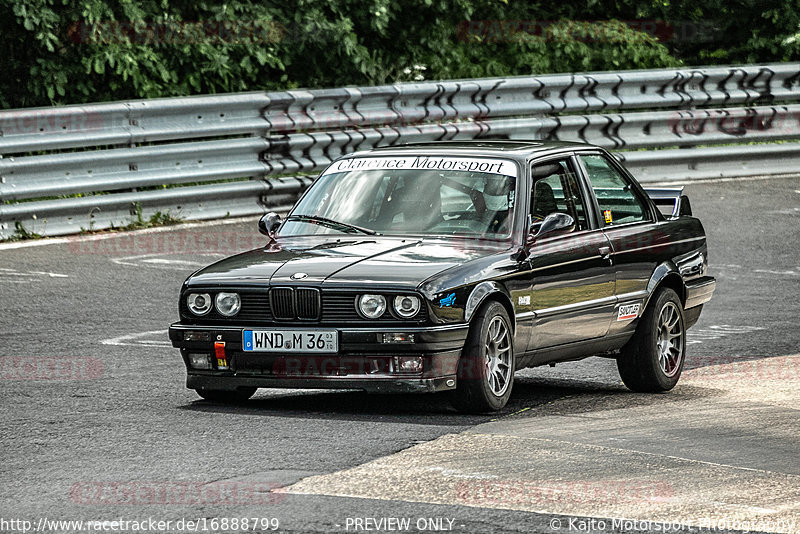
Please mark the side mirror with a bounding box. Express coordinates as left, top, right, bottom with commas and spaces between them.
514, 212, 576, 262
531, 212, 575, 241
258, 212, 282, 238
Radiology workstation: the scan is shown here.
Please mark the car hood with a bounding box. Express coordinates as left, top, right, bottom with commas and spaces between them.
186, 235, 511, 289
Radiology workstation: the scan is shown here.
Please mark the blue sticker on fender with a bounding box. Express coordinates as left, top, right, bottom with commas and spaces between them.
439, 293, 456, 308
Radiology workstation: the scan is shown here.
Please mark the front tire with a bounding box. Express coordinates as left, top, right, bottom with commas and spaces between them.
617, 288, 686, 392
450, 301, 515, 413
195, 388, 257, 403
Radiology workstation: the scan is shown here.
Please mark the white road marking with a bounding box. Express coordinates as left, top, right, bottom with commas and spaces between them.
0, 237, 74, 250
101, 330, 171, 347
709, 501, 779, 514
707, 325, 764, 332
29, 271, 70, 278
112, 253, 223, 270
0, 268, 69, 283
766, 208, 800, 215
687, 324, 764, 345
754, 269, 799, 276
140, 258, 208, 266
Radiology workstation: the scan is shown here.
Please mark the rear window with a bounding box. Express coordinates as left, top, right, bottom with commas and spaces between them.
580, 154, 650, 226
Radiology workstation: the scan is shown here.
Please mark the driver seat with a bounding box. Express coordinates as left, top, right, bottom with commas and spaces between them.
532, 180, 559, 220
381, 176, 443, 231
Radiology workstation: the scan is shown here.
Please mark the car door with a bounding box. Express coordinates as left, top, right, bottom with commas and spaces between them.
524, 156, 616, 353
576, 152, 664, 336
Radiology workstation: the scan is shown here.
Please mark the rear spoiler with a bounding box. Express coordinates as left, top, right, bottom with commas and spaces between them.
645, 187, 693, 218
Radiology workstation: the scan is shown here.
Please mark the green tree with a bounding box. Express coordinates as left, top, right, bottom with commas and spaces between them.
0, 0, 795, 110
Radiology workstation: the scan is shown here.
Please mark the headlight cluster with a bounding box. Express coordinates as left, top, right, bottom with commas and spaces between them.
357, 294, 421, 319
186, 292, 241, 317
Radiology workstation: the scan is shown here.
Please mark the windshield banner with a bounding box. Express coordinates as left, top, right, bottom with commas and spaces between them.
322, 156, 518, 177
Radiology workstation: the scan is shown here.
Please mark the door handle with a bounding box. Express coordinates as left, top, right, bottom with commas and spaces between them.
599, 246, 612, 260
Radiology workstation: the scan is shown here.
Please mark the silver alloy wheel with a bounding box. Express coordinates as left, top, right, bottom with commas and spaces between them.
656, 301, 684, 377
484, 316, 512, 396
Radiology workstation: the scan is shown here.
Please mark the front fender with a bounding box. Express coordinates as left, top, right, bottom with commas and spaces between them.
464, 281, 515, 327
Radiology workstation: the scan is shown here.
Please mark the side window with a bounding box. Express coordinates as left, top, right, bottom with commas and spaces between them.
530, 159, 589, 231
580, 154, 650, 226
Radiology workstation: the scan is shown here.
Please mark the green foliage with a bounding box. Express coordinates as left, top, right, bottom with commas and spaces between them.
423, 19, 678, 80
113, 202, 183, 232
10, 221, 43, 241
0, 0, 797, 109
631, 0, 800, 64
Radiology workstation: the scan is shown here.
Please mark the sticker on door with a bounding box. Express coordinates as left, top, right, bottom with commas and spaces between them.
617, 303, 641, 321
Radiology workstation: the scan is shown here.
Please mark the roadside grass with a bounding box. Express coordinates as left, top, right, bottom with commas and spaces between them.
7, 221, 44, 241
100, 202, 185, 233
3, 202, 184, 242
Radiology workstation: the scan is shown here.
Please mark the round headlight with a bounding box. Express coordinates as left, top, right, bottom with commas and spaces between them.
393, 295, 421, 318
358, 294, 387, 319
186, 293, 212, 316
215, 292, 241, 317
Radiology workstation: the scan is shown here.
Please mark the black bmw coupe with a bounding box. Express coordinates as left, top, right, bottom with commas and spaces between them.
169, 141, 716, 412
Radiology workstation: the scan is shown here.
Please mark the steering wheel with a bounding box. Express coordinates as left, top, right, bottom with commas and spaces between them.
429, 219, 487, 234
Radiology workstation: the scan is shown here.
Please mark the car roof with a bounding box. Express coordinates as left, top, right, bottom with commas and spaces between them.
347, 140, 601, 162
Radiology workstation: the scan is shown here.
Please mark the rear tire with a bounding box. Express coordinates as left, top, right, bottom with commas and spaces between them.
195, 388, 257, 403
617, 288, 686, 392
450, 301, 515, 413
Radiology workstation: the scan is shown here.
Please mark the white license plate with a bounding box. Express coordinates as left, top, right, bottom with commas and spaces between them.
242, 329, 338, 353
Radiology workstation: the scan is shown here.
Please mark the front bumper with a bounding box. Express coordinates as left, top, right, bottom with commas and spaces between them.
169, 323, 469, 394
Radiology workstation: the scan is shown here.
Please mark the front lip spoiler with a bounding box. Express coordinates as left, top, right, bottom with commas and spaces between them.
187, 374, 457, 393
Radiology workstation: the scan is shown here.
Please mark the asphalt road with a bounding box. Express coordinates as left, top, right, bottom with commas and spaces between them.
0, 176, 798, 534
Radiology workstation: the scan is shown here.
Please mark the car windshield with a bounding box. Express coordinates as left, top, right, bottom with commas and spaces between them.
280, 155, 518, 238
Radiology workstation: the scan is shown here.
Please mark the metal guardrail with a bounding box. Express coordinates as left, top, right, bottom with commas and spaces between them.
1, 138, 270, 201
0, 176, 312, 238
1, 63, 799, 239
618, 142, 800, 181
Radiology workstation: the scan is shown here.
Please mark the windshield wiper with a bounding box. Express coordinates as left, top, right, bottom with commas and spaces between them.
286, 214, 378, 235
